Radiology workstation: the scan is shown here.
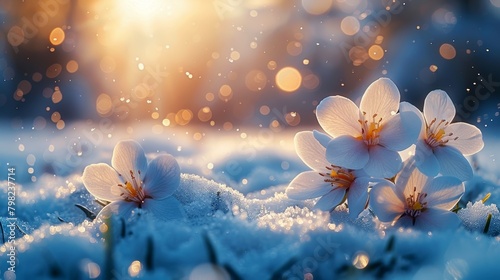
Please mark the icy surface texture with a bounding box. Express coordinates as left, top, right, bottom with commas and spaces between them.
1, 124, 499, 279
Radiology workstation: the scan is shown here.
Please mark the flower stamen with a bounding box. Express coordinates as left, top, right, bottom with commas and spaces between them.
319, 165, 355, 189
117, 170, 148, 204
358, 112, 383, 146
425, 118, 459, 148
404, 186, 428, 225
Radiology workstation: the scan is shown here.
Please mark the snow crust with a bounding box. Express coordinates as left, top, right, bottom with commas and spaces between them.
1, 124, 499, 279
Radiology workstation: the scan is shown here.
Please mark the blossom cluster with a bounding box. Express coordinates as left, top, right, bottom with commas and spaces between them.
80, 78, 484, 231
286, 78, 484, 230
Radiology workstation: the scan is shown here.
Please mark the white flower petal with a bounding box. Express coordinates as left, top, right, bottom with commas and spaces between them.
370, 181, 405, 222
352, 168, 369, 178
347, 177, 370, 219
286, 171, 333, 200
294, 131, 330, 171
142, 196, 185, 221
434, 146, 473, 181
143, 154, 180, 200
82, 163, 123, 201
360, 78, 400, 124
314, 188, 346, 211
446, 122, 484, 155
112, 140, 148, 182
396, 162, 429, 200
316, 96, 362, 138
379, 111, 422, 151
326, 135, 369, 170
411, 208, 461, 231
98, 200, 137, 220
414, 140, 440, 178
423, 90, 455, 124
399, 102, 425, 139
423, 176, 464, 210
363, 145, 402, 178
313, 130, 331, 148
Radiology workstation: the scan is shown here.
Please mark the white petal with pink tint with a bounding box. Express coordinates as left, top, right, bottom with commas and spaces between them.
286, 171, 333, 200
82, 163, 123, 202
379, 111, 421, 151
399, 101, 425, 139
326, 135, 369, 170
112, 140, 148, 182
316, 96, 362, 138
434, 145, 473, 181
360, 78, 400, 124
363, 145, 402, 178
446, 122, 484, 155
414, 140, 440, 178
423, 90, 455, 124
314, 188, 346, 211
295, 131, 330, 171
370, 182, 405, 222
423, 176, 464, 210
144, 154, 180, 199
347, 177, 370, 219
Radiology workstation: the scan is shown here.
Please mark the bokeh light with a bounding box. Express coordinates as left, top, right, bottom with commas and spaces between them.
51, 87, 63, 104
128, 260, 142, 277
219, 85, 233, 101
66, 60, 79, 73
96, 93, 113, 116
275, 67, 302, 93
198, 106, 213, 122
368, 45, 384, 60
352, 251, 370, 269
46, 64, 62, 79
439, 43, 457, 60
49, 27, 65, 46
1, 0, 499, 142
341, 16, 360, 36
301, 0, 333, 15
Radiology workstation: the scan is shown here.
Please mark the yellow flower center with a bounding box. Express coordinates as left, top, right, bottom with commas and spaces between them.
118, 170, 149, 205
425, 118, 458, 148
404, 186, 428, 225
358, 112, 383, 146
320, 165, 355, 189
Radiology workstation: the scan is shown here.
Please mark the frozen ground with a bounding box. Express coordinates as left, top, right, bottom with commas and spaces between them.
1, 121, 499, 279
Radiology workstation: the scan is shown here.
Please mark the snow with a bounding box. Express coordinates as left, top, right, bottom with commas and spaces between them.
1, 123, 500, 279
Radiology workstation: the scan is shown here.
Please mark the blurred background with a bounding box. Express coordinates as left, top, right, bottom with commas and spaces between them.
2, 0, 500, 188
2, 0, 500, 131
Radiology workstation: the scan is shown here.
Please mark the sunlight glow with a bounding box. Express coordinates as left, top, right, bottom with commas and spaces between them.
117, 0, 168, 21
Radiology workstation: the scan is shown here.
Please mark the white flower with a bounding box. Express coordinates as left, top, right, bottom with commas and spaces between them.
82, 140, 181, 220
286, 131, 371, 219
316, 78, 421, 178
370, 162, 464, 230
400, 90, 484, 181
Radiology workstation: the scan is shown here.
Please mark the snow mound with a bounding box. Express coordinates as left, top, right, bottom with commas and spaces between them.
458, 200, 500, 236
2, 126, 500, 279
2, 172, 500, 279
